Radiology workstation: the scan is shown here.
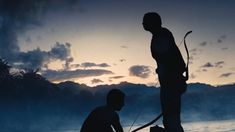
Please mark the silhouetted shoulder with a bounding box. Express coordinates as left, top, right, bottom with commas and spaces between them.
159, 27, 173, 38
93, 106, 118, 122
80, 105, 119, 132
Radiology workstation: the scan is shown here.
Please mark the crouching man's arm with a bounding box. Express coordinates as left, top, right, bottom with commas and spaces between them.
112, 113, 124, 132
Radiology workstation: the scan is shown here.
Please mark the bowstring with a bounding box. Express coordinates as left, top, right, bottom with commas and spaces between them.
128, 105, 144, 132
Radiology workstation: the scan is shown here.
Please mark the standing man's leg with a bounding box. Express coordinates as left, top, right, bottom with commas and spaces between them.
160, 83, 184, 132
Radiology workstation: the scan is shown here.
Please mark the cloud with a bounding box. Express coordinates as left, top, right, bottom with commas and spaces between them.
119, 59, 126, 62
64, 57, 74, 70
220, 35, 227, 39
70, 62, 111, 69
129, 65, 151, 78
42, 69, 113, 81
217, 35, 227, 43
0, 0, 79, 69
190, 48, 197, 53
189, 56, 194, 61
120, 45, 128, 49
109, 76, 125, 79
190, 73, 196, 79
109, 76, 125, 82
189, 48, 198, 56
189, 48, 203, 55
91, 78, 103, 84
201, 62, 214, 68
199, 41, 207, 46
12, 42, 73, 70
80, 62, 110, 68
200, 61, 225, 70
220, 73, 233, 78
217, 39, 222, 43
147, 82, 159, 87
214, 61, 225, 68
70, 64, 80, 68
221, 47, 228, 50
25, 37, 32, 43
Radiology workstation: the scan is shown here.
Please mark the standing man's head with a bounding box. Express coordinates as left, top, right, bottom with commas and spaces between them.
106, 89, 125, 111
143, 12, 162, 33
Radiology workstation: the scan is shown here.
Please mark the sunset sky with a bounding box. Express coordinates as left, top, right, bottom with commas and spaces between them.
1, 0, 235, 86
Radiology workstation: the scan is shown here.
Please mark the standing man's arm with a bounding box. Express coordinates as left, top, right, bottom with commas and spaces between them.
112, 113, 124, 132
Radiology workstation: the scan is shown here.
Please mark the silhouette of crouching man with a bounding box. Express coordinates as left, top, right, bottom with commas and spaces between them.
80, 89, 125, 132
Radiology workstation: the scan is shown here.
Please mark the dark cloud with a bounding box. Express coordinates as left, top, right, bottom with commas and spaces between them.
189, 56, 194, 61
109, 76, 125, 79
220, 35, 227, 39
108, 76, 125, 82
189, 48, 202, 55
217, 35, 227, 43
42, 69, 113, 81
91, 78, 103, 84
70, 64, 80, 68
129, 65, 151, 78
70, 62, 110, 69
80, 62, 110, 68
220, 73, 233, 78
120, 45, 128, 49
64, 57, 74, 70
201, 62, 214, 68
0, 0, 79, 69
25, 37, 32, 43
217, 39, 222, 43
214, 61, 225, 68
190, 73, 196, 79
120, 59, 126, 62
199, 41, 207, 46
98, 63, 110, 67
190, 48, 197, 52
13, 42, 73, 70
200, 61, 225, 70
221, 47, 228, 50
188, 48, 198, 59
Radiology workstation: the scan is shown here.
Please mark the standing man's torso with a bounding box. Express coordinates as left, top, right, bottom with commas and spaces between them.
151, 28, 186, 82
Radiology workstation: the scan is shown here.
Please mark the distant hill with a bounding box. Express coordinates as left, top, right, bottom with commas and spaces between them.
1, 73, 235, 131
57, 81, 235, 122
2, 57, 235, 131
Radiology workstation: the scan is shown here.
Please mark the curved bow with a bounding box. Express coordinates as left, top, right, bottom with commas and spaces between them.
131, 113, 163, 132
183, 31, 192, 81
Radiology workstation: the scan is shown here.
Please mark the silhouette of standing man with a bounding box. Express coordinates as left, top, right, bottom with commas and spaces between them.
142, 12, 187, 132
80, 89, 125, 132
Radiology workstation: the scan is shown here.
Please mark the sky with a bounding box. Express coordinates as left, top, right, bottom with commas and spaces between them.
0, 0, 235, 86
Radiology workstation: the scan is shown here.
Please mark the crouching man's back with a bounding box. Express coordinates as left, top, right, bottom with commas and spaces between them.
80, 89, 125, 132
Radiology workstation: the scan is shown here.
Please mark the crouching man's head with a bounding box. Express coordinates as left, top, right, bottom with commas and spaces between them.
106, 89, 125, 111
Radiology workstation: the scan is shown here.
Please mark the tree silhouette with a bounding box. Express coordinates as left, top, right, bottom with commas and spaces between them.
0, 58, 11, 79
21, 68, 43, 80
